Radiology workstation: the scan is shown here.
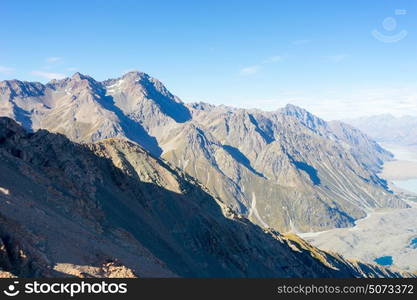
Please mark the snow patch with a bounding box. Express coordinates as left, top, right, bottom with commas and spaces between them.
0, 187, 10, 195
248, 192, 269, 228
106, 79, 125, 93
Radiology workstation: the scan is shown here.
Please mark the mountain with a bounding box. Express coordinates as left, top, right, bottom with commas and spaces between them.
344, 114, 417, 146
0, 117, 411, 278
0, 72, 408, 233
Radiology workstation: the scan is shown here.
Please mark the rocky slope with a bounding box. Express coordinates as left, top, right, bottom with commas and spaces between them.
0, 117, 412, 278
0, 72, 407, 232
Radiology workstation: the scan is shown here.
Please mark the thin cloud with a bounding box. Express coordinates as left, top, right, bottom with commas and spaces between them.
123, 68, 140, 74
31, 71, 66, 80
262, 55, 284, 64
46, 57, 63, 63
0, 66, 14, 74
240, 55, 284, 76
240, 65, 261, 75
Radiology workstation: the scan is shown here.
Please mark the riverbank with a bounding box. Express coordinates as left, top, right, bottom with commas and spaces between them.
298, 143, 417, 272
299, 200, 417, 272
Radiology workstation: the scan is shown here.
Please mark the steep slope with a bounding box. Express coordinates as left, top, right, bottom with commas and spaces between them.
0, 72, 408, 232
0, 73, 163, 156
0, 117, 412, 278
185, 104, 405, 231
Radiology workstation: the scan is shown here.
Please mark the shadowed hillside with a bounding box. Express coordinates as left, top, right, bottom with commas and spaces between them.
0, 73, 407, 233
0, 117, 412, 278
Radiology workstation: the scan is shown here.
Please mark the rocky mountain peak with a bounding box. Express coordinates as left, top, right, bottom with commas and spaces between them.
280, 103, 327, 132
71, 72, 94, 82
280, 103, 315, 119
188, 102, 217, 111
103, 71, 192, 124
0, 80, 44, 99
120, 71, 176, 99
66, 73, 104, 95
121, 70, 148, 81
0, 72, 405, 234
46, 73, 101, 93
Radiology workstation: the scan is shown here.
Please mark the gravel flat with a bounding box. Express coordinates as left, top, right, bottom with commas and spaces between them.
299, 201, 417, 272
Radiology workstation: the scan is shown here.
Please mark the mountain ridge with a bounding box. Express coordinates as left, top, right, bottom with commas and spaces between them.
0, 71, 408, 232
0, 117, 413, 278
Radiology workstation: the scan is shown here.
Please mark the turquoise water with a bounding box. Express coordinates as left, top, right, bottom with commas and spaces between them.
409, 237, 417, 249
393, 179, 417, 194
374, 256, 393, 266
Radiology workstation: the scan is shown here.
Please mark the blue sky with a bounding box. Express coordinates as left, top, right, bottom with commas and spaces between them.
1, 0, 416, 119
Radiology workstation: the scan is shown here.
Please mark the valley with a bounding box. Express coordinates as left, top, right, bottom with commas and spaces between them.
1, 72, 407, 233
0, 117, 408, 278
2, 0, 416, 282
0, 72, 415, 277
300, 200, 417, 272
381, 143, 417, 195
300, 144, 417, 272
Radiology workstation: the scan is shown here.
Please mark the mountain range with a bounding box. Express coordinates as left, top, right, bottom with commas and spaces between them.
345, 114, 417, 146
0, 117, 411, 278
0, 71, 408, 234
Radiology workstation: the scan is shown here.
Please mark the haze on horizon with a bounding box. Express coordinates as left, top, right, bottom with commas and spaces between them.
1, 0, 416, 120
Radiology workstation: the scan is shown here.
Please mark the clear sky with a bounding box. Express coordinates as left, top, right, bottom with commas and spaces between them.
1, 0, 416, 119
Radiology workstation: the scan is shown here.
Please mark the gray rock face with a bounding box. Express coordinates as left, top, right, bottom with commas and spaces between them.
344, 114, 417, 146
0, 117, 412, 278
0, 72, 407, 232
